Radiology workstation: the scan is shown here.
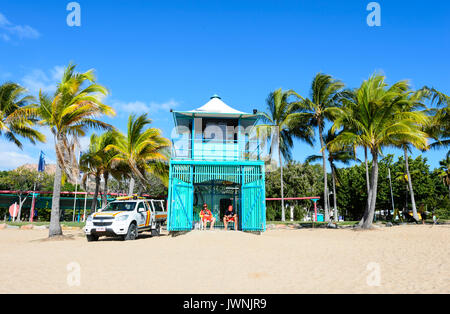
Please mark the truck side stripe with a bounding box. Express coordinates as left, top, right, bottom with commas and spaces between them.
145, 211, 151, 226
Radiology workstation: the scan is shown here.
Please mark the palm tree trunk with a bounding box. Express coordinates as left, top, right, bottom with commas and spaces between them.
102, 172, 109, 207
359, 146, 373, 227
49, 151, 63, 237
278, 133, 285, 221
404, 147, 418, 220
319, 125, 329, 222
128, 177, 135, 196
331, 165, 338, 222
362, 151, 379, 229
138, 181, 144, 196
364, 147, 370, 195
405, 184, 408, 212
91, 174, 100, 214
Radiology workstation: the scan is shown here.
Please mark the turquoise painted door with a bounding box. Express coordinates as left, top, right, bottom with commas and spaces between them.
241, 179, 265, 231
168, 177, 193, 231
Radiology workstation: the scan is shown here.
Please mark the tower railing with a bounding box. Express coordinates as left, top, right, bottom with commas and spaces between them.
171, 138, 262, 161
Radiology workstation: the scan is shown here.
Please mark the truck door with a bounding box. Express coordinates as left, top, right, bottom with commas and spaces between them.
145, 201, 154, 228
136, 202, 147, 229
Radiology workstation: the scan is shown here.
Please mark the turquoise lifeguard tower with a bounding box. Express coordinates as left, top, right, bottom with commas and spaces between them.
167, 95, 266, 232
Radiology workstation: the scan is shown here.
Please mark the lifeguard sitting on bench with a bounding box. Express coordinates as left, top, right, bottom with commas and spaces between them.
223, 205, 238, 231
200, 203, 216, 230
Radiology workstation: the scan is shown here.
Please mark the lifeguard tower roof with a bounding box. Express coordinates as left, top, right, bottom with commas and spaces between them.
172, 95, 257, 119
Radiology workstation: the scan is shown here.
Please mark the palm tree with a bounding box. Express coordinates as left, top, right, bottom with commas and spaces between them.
439, 155, 450, 200
0, 82, 45, 147
80, 131, 118, 212
33, 63, 115, 237
257, 88, 314, 221
422, 87, 450, 150
106, 114, 171, 195
80, 134, 102, 213
306, 130, 357, 222
396, 88, 430, 221
329, 74, 428, 229
100, 133, 119, 207
339, 88, 372, 195
395, 167, 420, 214
297, 73, 345, 222
81, 131, 119, 211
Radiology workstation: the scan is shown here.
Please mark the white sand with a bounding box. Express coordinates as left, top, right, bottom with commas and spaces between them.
0, 225, 449, 294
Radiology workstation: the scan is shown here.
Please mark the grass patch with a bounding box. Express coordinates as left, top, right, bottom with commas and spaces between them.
267, 220, 358, 226
2, 221, 85, 228
337, 221, 359, 226
61, 222, 85, 228
3, 221, 49, 227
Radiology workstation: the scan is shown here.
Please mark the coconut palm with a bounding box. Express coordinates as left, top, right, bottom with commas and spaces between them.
306, 130, 357, 222
33, 63, 115, 237
80, 134, 102, 213
257, 88, 314, 221
329, 74, 428, 229
106, 114, 171, 195
396, 88, 430, 221
97, 131, 117, 207
439, 155, 450, 199
338, 88, 372, 195
0, 82, 45, 147
421, 87, 450, 150
296, 73, 345, 222
80, 131, 118, 212
395, 167, 420, 215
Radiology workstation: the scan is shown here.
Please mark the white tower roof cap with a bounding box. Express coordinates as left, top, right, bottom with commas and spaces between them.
190, 95, 245, 115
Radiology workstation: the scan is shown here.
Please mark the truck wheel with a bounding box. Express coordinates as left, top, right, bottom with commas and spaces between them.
151, 224, 161, 237
124, 223, 138, 241
86, 234, 99, 242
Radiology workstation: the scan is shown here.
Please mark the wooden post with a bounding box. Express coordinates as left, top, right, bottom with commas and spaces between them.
313, 199, 318, 222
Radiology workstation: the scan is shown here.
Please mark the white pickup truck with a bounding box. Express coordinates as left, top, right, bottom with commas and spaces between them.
84, 198, 167, 241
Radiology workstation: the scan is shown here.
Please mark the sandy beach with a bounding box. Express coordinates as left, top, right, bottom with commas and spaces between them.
0, 225, 449, 294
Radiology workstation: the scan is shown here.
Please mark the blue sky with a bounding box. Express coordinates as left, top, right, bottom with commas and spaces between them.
0, 0, 449, 170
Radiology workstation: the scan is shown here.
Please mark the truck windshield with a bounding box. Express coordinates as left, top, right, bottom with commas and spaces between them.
101, 202, 136, 212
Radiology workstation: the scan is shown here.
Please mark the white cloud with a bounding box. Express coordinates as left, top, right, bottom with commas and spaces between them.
0, 33, 10, 41
113, 99, 179, 114
0, 13, 8, 25
34, 126, 55, 151
0, 151, 35, 169
22, 66, 64, 94
0, 125, 57, 170
78, 136, 91, 152
0, 12, 40, 42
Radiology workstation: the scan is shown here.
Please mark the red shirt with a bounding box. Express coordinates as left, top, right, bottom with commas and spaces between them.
200, 209, 212, 218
